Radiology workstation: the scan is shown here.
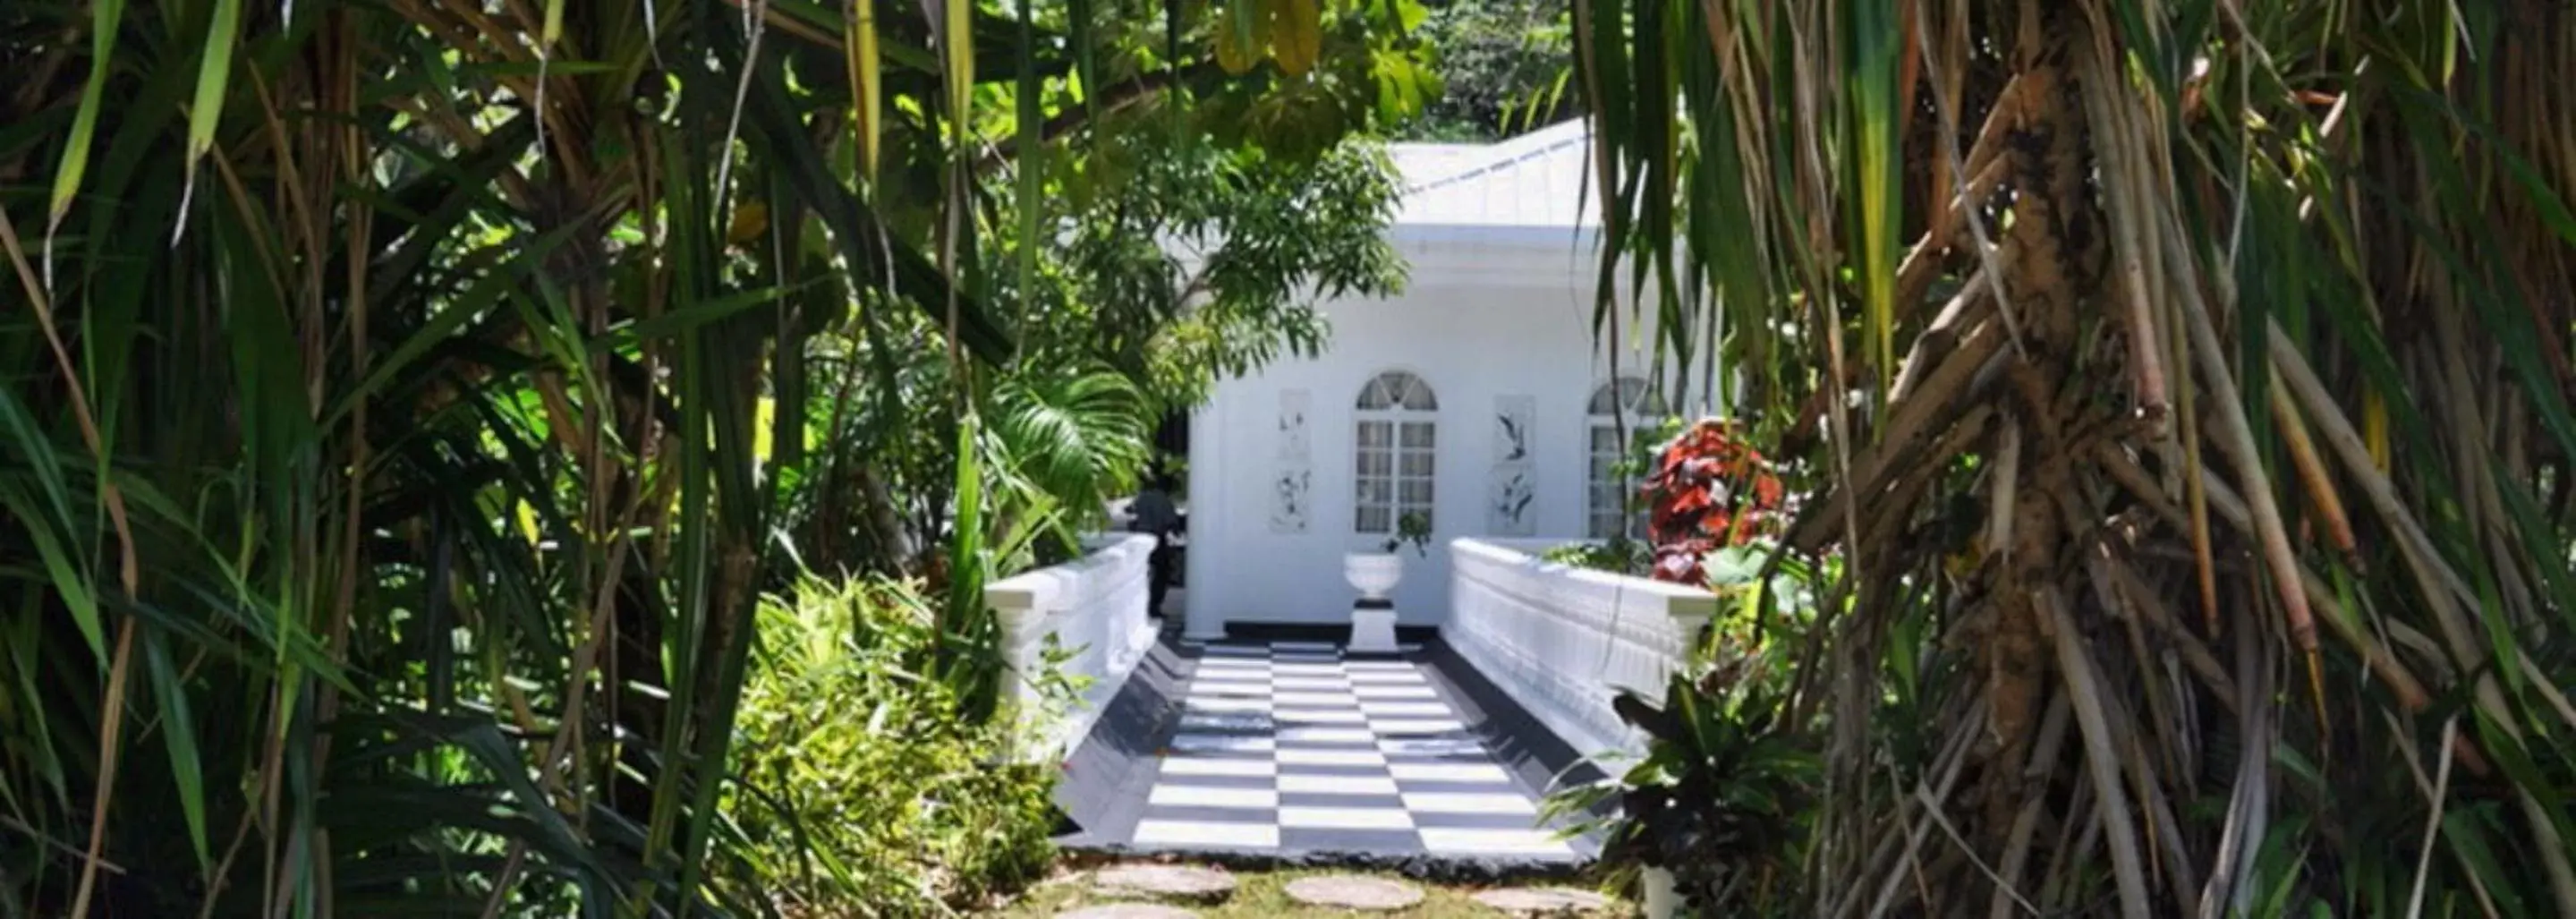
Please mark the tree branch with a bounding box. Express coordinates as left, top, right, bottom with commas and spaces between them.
973, 62, 1230, 174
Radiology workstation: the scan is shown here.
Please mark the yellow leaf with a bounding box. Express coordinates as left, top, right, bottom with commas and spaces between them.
728, 200, 769, 244
515, 499, 540, 546
943, 0, 973, 125
848, 0, 882, 181
754, 396, 777, 463
1270, 0, 1321, 75
2363, 385, 2389, 472
1213, 0, 1262, 74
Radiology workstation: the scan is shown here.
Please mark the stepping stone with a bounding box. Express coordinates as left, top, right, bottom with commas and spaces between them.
1474, 887, 1618, 915
1057, 906, 1201, 919
1092, 864, 1237, 904
1283, 875, 1424, 911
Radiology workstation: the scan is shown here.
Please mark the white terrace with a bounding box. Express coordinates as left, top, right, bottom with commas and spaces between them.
980, 121, 1724, 864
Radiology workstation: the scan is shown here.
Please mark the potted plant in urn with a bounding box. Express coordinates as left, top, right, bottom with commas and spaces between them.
1342, 513, 1430, 652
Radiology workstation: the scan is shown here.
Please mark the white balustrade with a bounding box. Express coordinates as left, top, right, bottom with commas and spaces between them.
1446, 538, 1716, 759
986, 532, 1159, 762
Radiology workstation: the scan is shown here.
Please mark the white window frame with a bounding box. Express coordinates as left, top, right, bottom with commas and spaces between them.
1355, 370, 1438, 535
1586, 376, 1669, 540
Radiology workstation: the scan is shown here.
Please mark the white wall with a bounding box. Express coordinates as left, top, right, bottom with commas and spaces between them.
988, 533, 1157, 762
1448, 537, 1715, 758
1185, 227, 1691, 636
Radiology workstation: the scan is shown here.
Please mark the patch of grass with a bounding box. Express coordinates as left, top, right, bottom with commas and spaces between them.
984, 864, 1636, 917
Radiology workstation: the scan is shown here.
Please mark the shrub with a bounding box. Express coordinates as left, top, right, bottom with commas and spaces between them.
1541, 418, 1831, 917
1640, 419, 1786, 584
717, 575, 1061, 916
1546, 635, 1817, 918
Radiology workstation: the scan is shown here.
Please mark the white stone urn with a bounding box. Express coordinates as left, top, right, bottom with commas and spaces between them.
1342, 551, 1404, 600
1341, 552, 1403, 653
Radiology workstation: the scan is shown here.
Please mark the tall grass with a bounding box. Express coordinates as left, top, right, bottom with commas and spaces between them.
0, 0, 1102, 914
3, 0, 1382, 907
1576, 0, 2576, 914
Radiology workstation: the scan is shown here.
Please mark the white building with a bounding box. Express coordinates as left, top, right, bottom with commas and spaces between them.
1180, 119, 1715, 641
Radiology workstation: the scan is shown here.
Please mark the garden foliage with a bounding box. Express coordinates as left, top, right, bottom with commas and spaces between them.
0, 0, 1430, 912
1574, 0, 2576, 914
717, 576, 1065, 917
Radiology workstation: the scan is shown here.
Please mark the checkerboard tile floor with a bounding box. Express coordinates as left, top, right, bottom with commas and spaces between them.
1125, 640, 1581, 861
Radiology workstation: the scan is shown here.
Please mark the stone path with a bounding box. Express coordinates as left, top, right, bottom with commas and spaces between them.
1056, 906, 1202, 919
1030, 861, 1623, 917
1473, 887, 1619, 915
1115, 640, 1584, 861
1092, 864, 1237, 904
1282, 874, 1424, 910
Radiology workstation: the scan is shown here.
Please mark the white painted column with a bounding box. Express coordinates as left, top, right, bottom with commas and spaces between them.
1183, 393, 1227, 640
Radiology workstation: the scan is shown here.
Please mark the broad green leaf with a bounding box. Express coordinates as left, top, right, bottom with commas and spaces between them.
1215, 0, 1264, 74
1848, 0, 1903, 392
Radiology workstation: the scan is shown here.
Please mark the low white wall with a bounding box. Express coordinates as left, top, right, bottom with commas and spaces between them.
987, 533, 1159, 762
1447, 538, 1716, 759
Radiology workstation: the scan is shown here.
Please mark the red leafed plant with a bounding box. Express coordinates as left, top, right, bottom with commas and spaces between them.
1642, 419, 1786, 585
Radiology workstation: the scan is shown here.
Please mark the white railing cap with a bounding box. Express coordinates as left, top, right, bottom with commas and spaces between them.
985, 532, 1156, 616
1450, 537, 1722, 619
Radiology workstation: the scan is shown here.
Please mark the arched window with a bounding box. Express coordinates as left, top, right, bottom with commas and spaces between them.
1355, 370, 1438, 534
1586, 377, 1669, 539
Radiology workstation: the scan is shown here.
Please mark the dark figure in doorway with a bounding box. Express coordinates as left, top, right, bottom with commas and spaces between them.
1128, 472, 1183, 617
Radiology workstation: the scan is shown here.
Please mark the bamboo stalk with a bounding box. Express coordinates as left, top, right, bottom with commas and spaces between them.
1791, 319, 2007, 551
1861, 705, 1993, 918
2044, 586, 2153, 919
2075, 29, 2170, 437
1895, 153, 2010, 314
2087, 533, 2240, 710
2403, 715, 2461, 919
2191, 467, 2444, 716
2170, 231, 2325, 720
1985, 693, 2069, 918
1892, 270, 1993, 403
2197, 591, 2273, 919
2267, 385, 2360, 565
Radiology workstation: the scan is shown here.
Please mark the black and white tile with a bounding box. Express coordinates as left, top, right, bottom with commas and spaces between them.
1123, 640, 1582, 860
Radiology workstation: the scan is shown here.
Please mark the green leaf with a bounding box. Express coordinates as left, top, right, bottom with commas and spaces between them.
324, 223, 586, 430
47, 0, 126, 232
177, 0, 244, 242
0, 479, 104, 664
142, 626, 211, 870
591, 285, 800, 349
1848, 0, 1903, 393
1216, 0, 1264, 74
1015, 0, 1042, 341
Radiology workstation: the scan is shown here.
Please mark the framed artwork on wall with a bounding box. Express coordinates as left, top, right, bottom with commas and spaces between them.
1489, 395, 1537, 536
1271, 388, 1314, 532
1276, 388, 1312, 463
